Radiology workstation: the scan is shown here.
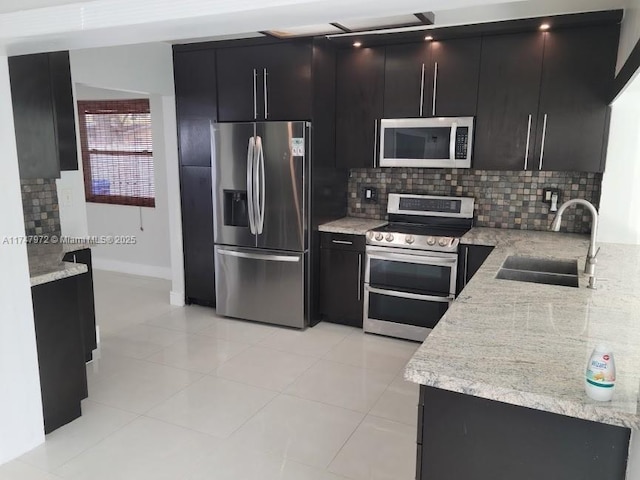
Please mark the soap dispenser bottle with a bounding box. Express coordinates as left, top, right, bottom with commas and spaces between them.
585, 345, 616, 401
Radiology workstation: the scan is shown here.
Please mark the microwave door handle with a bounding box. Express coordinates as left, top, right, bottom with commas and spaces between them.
449, 122, 457, 166
373, 120, 378, 168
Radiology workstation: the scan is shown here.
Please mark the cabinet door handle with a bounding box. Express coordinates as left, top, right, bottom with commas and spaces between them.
357, 253, 362, 301
252, 68, 258, 120
524, 114, 532, 170
373, 120, 378, 168
419, 63, 425, 117
463, 247, 469, 287
432, 62, 438, 116
539, 113, 548, 170
332, 239, 353, 245
263, 68, 268, 119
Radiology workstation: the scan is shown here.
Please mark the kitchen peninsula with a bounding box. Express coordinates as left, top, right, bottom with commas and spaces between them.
405, 228, 640, 479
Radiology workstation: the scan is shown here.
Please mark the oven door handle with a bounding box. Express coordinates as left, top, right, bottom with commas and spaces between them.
367, 252, 457, 267
366, 286, 454, 303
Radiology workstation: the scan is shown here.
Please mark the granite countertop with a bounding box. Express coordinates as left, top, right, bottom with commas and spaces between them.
318, 217, 387, 235
28, 244, 88, 287
405, 227, 640, 429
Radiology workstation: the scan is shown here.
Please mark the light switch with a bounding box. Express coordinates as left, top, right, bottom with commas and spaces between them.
61, 188, 73, 207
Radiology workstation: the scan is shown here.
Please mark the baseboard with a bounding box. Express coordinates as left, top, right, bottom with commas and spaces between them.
170, 290, 185, 307
92, 258, 172, 280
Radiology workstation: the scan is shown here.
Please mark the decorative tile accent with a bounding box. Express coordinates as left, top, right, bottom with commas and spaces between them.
20, 178, 61, 237
348, 169, 602, 234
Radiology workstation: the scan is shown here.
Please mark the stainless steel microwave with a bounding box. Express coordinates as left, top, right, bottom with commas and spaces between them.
379, 117, 474, 168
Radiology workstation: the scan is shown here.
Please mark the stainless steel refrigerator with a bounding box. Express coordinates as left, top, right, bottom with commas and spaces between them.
212, 121, 310, 329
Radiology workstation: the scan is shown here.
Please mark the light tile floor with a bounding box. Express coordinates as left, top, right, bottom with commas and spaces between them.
2, 270, 420, 480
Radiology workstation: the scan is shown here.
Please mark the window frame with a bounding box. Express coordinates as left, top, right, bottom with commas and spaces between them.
77, 99, 155, 208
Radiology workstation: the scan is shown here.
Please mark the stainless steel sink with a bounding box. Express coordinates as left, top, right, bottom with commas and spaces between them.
496, 256, 579, 288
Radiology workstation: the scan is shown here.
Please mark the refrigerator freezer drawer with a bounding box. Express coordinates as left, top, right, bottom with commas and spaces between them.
215, 246, 306, 329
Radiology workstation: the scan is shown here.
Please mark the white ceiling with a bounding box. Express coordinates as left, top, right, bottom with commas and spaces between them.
0, 0, 92, 14
0, 0, 626, 55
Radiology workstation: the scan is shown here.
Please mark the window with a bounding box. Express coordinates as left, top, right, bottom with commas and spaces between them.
77, 99, 155, 207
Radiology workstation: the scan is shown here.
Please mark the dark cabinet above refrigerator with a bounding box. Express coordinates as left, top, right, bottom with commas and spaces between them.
216, 42, 313, 122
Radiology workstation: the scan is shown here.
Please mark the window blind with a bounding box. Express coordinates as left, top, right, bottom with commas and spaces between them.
77, 99, 155, 207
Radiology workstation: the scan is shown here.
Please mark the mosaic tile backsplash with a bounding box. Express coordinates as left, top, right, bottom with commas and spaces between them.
21, 178, 61, 237
349, 169, 602, 234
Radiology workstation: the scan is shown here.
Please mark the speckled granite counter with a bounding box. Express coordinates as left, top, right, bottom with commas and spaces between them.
28, 244, 88, 287
318, 217, 387, 235
405, 227, 640, 429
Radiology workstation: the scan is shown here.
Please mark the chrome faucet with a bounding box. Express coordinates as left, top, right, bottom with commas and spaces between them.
550, 199, 600, 289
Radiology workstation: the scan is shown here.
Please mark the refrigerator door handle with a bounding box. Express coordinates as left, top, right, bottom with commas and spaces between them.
246, 136, 257, 234
217, 248, 300, 263
256, 136, 266, 234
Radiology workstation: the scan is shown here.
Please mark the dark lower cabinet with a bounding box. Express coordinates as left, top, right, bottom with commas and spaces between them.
319, 232, 365, 327
32, 276, 87, 434
63, 248, 97, 363
180, 166, 215, 306
335, 47, 385, 169
457, 244, 494, 294
417, 386, 630, 480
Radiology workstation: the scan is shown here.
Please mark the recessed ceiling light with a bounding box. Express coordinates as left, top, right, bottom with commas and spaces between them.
540, 23, 550, 30
425, 35, 434, 41
353, 41, 362, 47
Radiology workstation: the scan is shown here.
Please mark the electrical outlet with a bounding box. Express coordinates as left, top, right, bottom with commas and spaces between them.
362, 187, 378, 204
542, 188, 561, 210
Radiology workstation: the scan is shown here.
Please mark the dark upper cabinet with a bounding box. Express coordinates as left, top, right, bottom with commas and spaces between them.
475, 26, 618, 173
173, 48, 217, 121
180, 166, 215, 306
335, 46, 385, 169
173, 48, 217, 167
319, 232, 365, 327
533, 25, 618, 172
9, 51, 77, 178
383, 37, 481, 119
9, 54, 60, 179
217, 42, 312, 122
474, 32, 545, 171
383, 43, 430, 118
427, 37, 481, 117
49, 52, 78, 172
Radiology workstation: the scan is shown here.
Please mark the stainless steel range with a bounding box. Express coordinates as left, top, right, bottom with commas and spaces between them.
364, 193, 475, 342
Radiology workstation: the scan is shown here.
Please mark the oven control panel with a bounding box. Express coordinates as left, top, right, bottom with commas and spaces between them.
366, 231, 458, 252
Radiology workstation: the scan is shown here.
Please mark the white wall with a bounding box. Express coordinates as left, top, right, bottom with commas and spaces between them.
618, 0, 640, 72
0, 55, 45, 464
66, 45, 184, 296
598, 74, 640, 245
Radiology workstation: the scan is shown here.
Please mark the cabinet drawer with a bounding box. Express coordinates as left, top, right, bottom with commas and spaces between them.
320, 232, 365, 251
